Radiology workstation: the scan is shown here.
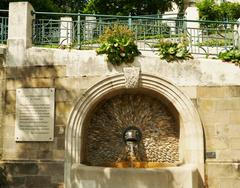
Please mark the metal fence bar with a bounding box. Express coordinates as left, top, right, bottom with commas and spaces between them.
32, 11, 239, 56
0, 16, 8, 44
0, 10, 8, 44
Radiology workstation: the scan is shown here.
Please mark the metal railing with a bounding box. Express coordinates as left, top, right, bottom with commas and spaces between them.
0, 10, 8, 44
31, 12, 239, 56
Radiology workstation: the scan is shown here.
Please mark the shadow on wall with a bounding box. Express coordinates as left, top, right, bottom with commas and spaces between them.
2, 65, 79, 187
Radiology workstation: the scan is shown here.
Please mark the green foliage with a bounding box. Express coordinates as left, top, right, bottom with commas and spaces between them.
156, 39, 193, 62
84, 0, 183, 15
198, 39, 233, 47
1, 0, 183, 16
0, 166, 8, 188
0, 0, 60, 12
218, 48, 240, 65
197, 0, 240, 21
196, 0, 220, 21
0, 0, 86, 12
96, 25, 141, 65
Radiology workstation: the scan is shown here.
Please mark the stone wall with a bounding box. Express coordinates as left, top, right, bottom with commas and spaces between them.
197, 87, 240, 188
1, 45, 240, 187
1, 62, 108, 187
2, 2, 240, 187
0, 47, 5, 158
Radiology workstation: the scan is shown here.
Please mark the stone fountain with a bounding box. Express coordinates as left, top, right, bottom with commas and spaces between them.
65, 68, 204, 188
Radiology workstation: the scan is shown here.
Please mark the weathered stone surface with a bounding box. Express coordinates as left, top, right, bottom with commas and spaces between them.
6, 66, 66, 79
206, 163, 239, 179
7, 163, 39, 175
206, 138, 229, 150
123, 67, 140, 88
55, 102, 73, 125
229, 111, 240, 124
6, 78, 54, 90
25, 175, 51, 187
1, 161, 64, 188
53, 150, 65, 160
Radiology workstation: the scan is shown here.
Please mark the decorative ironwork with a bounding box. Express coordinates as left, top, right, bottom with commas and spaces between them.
32, 12, 239, 57
0, 16, 8, 44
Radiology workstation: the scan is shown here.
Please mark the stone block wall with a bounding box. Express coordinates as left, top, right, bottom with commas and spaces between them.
197, 87, 240, 188
2, 67, 240, 187
1, 2, 240, 187
0, 49, 5, 158
1, 64, 107, 187
0, 46, 240, 187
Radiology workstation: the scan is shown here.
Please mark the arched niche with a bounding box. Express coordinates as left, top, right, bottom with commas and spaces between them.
64, 73, 204, 188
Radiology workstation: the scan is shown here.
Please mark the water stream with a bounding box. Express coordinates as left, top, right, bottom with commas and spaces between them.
126, 141, 140, 167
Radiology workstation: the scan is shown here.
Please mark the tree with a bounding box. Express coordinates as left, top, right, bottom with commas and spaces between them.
53, 0, 88, 12
0, 0, 87, 12
84, 0, 182, 15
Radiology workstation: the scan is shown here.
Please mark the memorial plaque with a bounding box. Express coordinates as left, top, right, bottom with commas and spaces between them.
15, 88, 55, 141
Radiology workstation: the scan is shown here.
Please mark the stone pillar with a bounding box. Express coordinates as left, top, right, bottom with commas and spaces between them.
7, 2, 35, 66
59, 17, 73, 46
234, 18, 240, 49
185, 6, 201, 45
84, 16, 96, 40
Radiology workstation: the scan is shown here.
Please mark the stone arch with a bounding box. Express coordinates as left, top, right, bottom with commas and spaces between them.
64, 73, 204, 188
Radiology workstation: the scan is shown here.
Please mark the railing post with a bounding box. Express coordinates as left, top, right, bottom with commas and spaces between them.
185, 6, 200, 45
7, 2, 35, 66
235, 18, 240, 49
84, 16, 96, 41
157, 10, 162, 35
99, 17, 103, 36
128, 13, 132, 29
0, 21, 3, 42
59, 17, 73, 46
77, 12, 81, 49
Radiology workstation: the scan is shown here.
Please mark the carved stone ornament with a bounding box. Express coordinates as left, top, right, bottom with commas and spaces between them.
123, 67, 140, 88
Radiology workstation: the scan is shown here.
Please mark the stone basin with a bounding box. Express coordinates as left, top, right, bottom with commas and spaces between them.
71, 164, 199, 188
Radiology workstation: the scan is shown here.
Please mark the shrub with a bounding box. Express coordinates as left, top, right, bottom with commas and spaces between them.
96, 25, 141, 65
196, 0, 221, 21
156, 39, 193, 62
198, 39, 233, 47
218, 48, 240, 65
197, 0, 240, 21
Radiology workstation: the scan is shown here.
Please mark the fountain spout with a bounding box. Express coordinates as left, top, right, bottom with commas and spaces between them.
123, 127, 142, 165
124, 128, 141, 143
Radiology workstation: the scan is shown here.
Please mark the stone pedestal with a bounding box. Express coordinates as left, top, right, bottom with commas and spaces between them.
185, 7, 200, 45
234, 18, 240, 49
84, 16, 97, 40
60, 17, 73, 46
7, 2, 34, 66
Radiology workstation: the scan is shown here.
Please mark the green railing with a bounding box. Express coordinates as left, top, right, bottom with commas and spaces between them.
0, 10, 8, 44
32, 12, 239, 56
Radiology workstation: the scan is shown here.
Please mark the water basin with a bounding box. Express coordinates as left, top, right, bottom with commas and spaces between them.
71, 164, 199, 188
112, 162, 177, 168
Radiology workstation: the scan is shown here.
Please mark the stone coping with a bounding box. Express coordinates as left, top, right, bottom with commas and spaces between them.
4, 47, 239, 86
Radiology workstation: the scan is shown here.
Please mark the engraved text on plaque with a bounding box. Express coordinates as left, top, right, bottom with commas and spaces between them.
15, 88, 55, 141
